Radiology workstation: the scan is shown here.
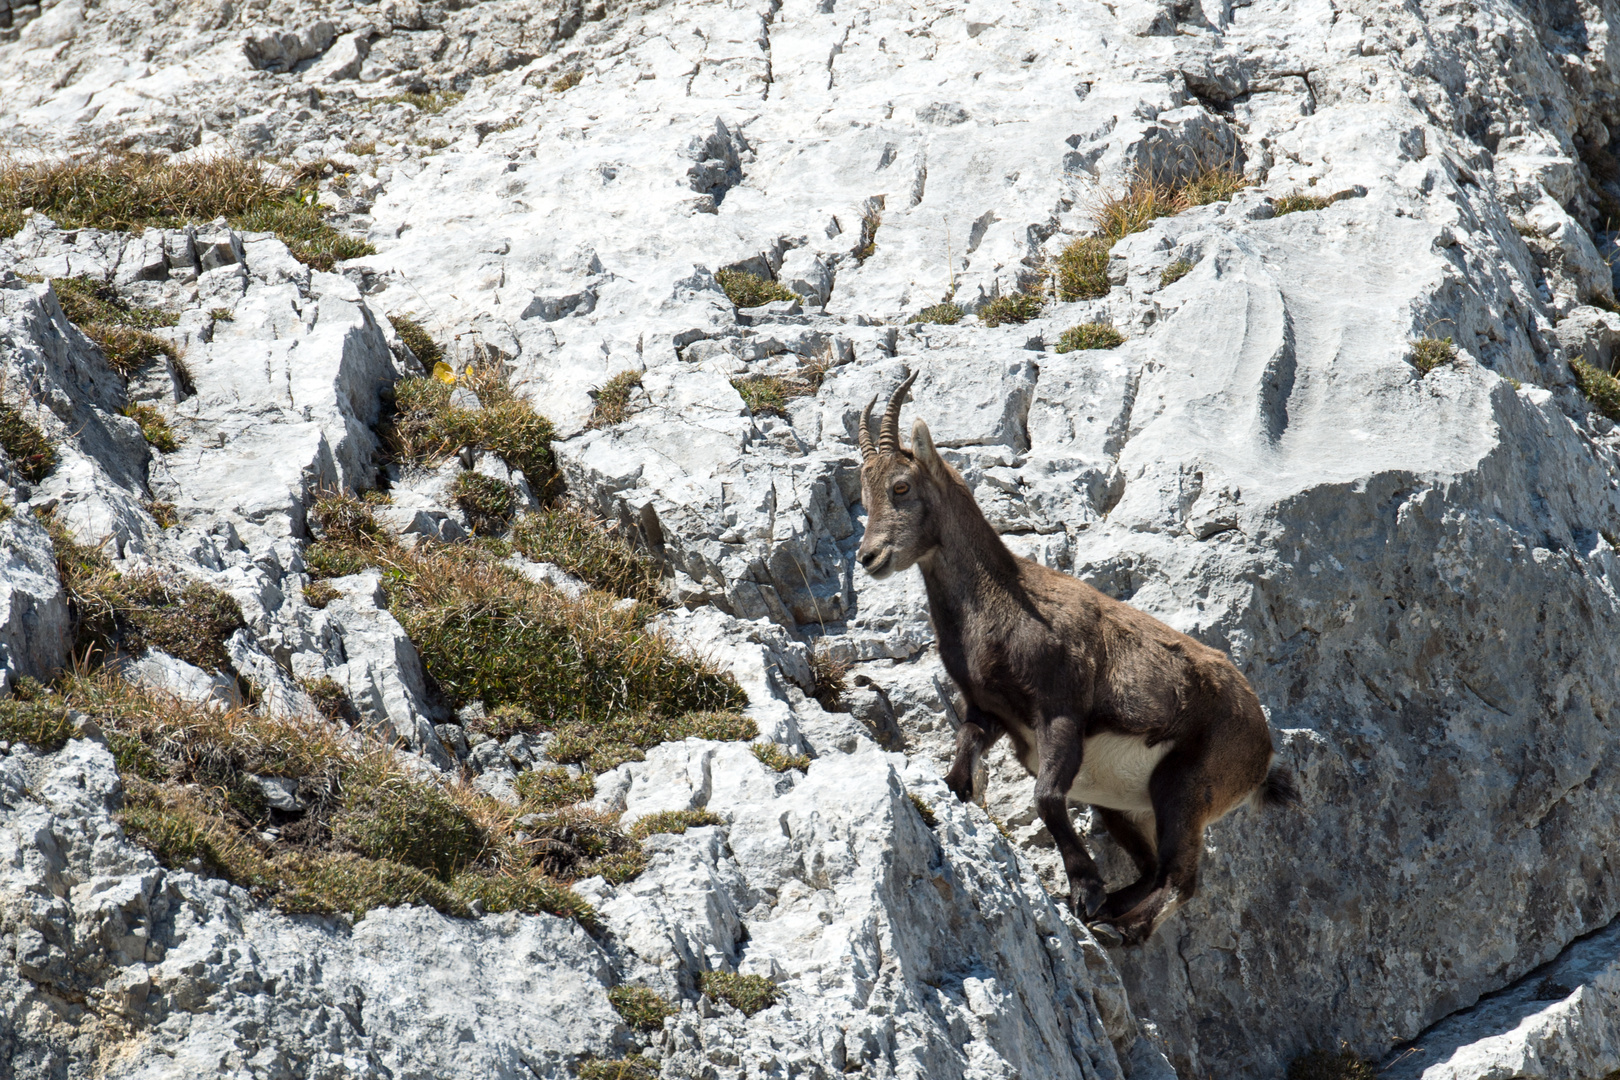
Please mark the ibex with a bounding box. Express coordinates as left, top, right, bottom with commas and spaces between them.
856, 371, 1298, 946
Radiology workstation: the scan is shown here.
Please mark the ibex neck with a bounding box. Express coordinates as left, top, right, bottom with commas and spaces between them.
917, 481, 1021, 617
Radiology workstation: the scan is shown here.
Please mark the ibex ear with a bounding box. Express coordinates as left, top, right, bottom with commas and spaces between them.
912, 418, 943, 476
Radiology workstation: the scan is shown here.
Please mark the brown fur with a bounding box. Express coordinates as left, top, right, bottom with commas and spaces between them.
855, 373, 1295, 945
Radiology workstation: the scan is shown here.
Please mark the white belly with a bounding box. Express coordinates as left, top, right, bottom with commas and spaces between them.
1068, 732, 1174, 813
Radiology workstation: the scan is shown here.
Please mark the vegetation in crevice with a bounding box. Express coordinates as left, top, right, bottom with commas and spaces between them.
375, 90, 464, 114
1054, 164, 1246, 302
452, 472, 517, 536
123, 402, 180, 452
807, 641, 849, 711
752, 742, 810, 773
388, 314, 444, 369
1572, 357, 1620, 420
1159, 258, 1194, 287
608, 987, 678, 1033
908, 302, 963, 326
0, 398, 56, 481
514, 767, 595, 810
510, 502, 663, 603
588, 370, 643, 429
1285, 1044, 1378, 1080
1054, 323, 1125, 353
979, 291, 1044, 327
1273, 191, 1332, 217
551, 71, 584, 93
699, 971, 779, 1017
717, 268, 798, 308
628, 809, 722, 841
0, 155, 375, 270
731, 348, 837, 420
908, 792, 939, 828
1410, 337, 1458, 376
383, 366, 558, 497
52, 275, 180, 376
855, 206, 881, 261
577, 1057, 660, 1080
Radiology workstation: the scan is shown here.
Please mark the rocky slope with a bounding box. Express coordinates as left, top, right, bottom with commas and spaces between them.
6, 0, 1620, 1077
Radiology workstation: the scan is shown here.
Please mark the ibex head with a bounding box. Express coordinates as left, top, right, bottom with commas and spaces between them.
856, 370, 951, 579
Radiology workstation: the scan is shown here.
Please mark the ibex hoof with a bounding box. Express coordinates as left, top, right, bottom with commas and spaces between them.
1086, 921, 1125, 948
1072, 880, 1107, 920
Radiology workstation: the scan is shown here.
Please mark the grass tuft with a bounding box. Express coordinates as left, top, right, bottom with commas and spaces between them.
908, 791, 939, 828
908, 302, 963, 325
627, 808, 722, 841
1410, 337, 1457, 376
0, 156, 374, 270
752, 743, 810, 773
1286, 1044, 1377, 1080
452, 472, 517, 535
388, 314, 443, 368
1054, 323, 1124, 353
578, 1058, 660, 1080
979, 292, 1044, 327
0, 687, 77, 752
377, 90, 464, 114
143, 500, 178, 529
301, 674, 358, 724
303, 580, 340, 609
699, 972, 779, 1017
588, 370, 643, 429
515, 767, 595, 810
717, 269, 798, 308
0, 398, 56, 481
510, 503, 662, 603
1572, 358, 1620, 420
1160, 258, 1194, 287
608, 987, 678, 1032
1054, 236, 1110, 302
209, 307, 235, 322
385, 368, 557, 496
807, 641, 849, 711
552, 71, 584, 92
855, 206, 881, 262
123, 403, 179, 452
1273, 192, 1331, 216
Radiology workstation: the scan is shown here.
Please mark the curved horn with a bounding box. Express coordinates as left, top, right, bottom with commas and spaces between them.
878, 370, 918, 454
857, 394, 878, 459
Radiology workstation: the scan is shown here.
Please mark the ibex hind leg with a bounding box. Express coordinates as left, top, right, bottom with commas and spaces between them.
1110, 758, 1215, 946
1093, 807, 1158, 920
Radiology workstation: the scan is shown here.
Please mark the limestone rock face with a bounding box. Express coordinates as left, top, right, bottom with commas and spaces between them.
7, 0, 1620, 1076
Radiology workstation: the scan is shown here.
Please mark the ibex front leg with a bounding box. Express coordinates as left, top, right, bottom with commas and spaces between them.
943, 702, 1003, 803
1036, 714, 1107, 919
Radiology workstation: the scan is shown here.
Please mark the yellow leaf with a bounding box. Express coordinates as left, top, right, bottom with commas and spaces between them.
432, 361, 456, 385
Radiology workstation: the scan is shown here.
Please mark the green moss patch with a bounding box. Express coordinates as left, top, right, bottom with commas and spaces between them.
1054, 323, 1124, 353
700, 972, 779, 1017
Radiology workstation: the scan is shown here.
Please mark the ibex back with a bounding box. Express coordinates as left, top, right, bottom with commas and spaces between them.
855, 371, 1298, 946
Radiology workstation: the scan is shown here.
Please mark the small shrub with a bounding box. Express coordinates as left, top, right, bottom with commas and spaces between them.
699, 972, 778, 1017
453, 472, 518, 535
1054, 323, 1124, 353
552, 71, 584, 92
1054, 236, 1110, 301
855, 207, 881, 261
627, 808, 722, 841
752, 742, 811, 773
908, 302, 963, 325
378, 90, 463, 114
908, 792, 939, 828
0, 399, 56, 481
1572, 357, 1620, 421
979, 292, 1044, 327
588, 370, 643, 429
142, 500, 178, 529
385, 369, 557, 496
301, 675, 358, 724
717, 269, 797, 308
510, 503, 661, 603
807, 641, 849, 711
388, 314, 442, 368
123, 403, 179, 452
514, 767, 595, 810
303, 580, 340, 609
1410, 337, 1457, 376
1286, 1044, 1377, 1080
1273, 192, 1331, 216
209, 307, 235, 322
1159, 258, 1194, 287
578, 1058, 659, 1080
608, 987, 678, 1032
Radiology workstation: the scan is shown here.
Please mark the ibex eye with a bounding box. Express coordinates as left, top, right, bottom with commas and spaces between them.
893, 482, 910, 495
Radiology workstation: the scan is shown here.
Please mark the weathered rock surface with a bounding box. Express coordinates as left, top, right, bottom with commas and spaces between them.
8, 0, 1620, 1075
